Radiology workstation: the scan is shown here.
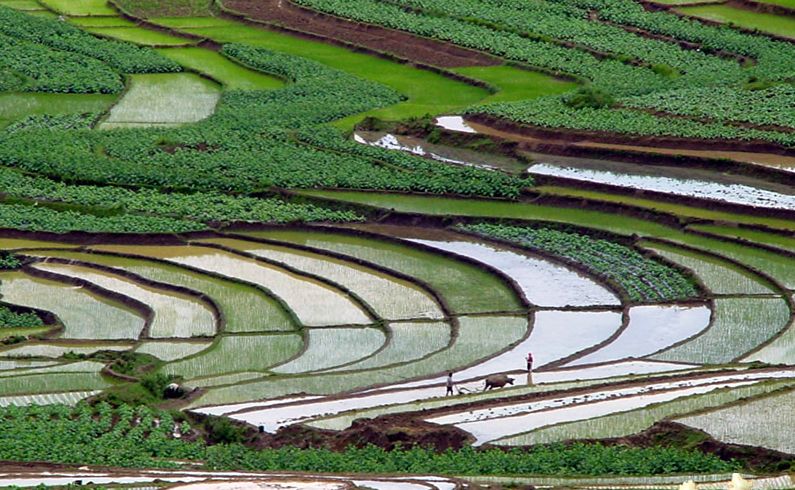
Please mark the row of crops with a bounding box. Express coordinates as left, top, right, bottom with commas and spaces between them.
1, 223, 786, 407
381, 0, 744, 85
467, 94, 795, 147
290, 0, 795, 145
0, 33, 528, 234
0, 6, 179, 74
0, 400, 739, 475
461, 223, 699, 303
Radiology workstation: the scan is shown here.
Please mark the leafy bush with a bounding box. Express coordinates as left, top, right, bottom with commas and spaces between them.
0, 306, 41, 328
564, 87, 615, 109
0, 253, 21, 270
140, 372, 179, 398
204, 416, 247, 444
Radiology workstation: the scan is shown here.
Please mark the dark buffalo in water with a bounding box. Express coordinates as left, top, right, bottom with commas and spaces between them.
484, 374, 514, 390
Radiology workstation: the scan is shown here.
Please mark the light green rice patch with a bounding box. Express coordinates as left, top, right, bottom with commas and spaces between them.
0, 0, 45, 11
677, 387, 795, 454
0, 359, 56, 371
272, 327, 386, 374
150, 16, 238, 28
0, 371, 110, 395
327, 321, 452, 373
39, 0, 116, 16
0, 342, 133, 358
134, 340, 211, 361
0, 360, 104, 378
642, 241, 776, 295
85, 26, 199, 46
678, 4, 795, 39
163, 334, 303, 379
744, 317, 795, 365
69, 16, 138, 27
653, 297, 791, 364
201, 237, 444, 321
0, 391, 100, 407
244, 229, 523, 315
99, 73, 219, 128
33, 262, 217, 338
36, 249, 295, 333
189, 371, 265, 388
0, 271, 146, 340
496, 379, 795, 446
452, 65, 575, 104
157, 47, 283, 90
0, 92, 116, 127
689, 224, 795, 255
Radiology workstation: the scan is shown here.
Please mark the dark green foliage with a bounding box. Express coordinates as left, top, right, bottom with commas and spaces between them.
0, 306, 41, 328
0, 43, 527, 205
204, 416, 247, 445
0, 33, 123, 94
0, 253, 21, 270
204, 443, 738, 476
140, 372, 179, 398
0, 403, 738, 475
6, 113, 100, 132
563, 87, 615, 109
0, 6, 180, 74
0, 403, 202, 467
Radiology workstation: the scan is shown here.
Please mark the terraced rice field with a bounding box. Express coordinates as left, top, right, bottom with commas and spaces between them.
0, 0, 793, 483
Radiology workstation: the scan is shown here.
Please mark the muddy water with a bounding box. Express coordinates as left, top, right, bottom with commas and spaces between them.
530, 162, 795, 210
354, 131, 528, 173
459, 117, 795, 172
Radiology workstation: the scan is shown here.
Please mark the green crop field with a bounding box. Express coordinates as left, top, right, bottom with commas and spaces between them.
0, 0, 793, 487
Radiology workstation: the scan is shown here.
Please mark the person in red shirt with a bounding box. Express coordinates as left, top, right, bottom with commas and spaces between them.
526, 352, 534, 385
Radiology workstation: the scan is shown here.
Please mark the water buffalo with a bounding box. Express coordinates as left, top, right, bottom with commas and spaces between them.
484, 374, 514, 390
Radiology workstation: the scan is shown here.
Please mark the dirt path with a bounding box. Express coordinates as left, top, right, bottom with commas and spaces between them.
220, 0, 499, 68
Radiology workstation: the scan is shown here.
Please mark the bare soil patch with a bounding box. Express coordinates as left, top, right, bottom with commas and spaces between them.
220, 0, 499, 68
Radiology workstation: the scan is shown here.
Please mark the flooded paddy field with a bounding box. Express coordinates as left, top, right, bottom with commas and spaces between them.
0, 0, 794, 483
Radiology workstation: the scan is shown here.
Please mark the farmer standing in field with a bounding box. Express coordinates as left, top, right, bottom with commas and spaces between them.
446, 372, 454, 396
526, 352, 534, 385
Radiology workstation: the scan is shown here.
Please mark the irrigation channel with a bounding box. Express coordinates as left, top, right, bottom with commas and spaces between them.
0, 0, 794, 485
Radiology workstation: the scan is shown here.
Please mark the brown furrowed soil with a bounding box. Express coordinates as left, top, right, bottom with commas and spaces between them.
221, 0, 499, 68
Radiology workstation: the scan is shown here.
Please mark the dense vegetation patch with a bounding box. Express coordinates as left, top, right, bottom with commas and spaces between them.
0, 42, 528, 224
0, 32, 123, 94
0, 5, 180, 74
291, 0, 795, 144
462, 223, 700, 302
0, 402, 737, 475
